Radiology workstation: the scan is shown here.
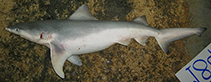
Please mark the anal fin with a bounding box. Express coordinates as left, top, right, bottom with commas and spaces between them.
134, 36, 149, 46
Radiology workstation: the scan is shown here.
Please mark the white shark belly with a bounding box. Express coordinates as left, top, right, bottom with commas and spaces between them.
62, 28, 135, 55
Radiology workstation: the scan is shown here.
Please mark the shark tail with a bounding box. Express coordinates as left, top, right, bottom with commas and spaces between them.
155, 27, 207, 53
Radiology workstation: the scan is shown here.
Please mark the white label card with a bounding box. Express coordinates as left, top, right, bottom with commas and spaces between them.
176, 43, 211, 82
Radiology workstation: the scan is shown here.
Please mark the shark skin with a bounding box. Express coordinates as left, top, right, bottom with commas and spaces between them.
5, 4, 207, 78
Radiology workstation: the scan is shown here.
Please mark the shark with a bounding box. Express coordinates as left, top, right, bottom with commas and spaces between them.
5, 4, 207, 78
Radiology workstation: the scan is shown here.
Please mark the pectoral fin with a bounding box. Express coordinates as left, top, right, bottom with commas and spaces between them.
67, 55, 82, 66
50, 42, 69, 78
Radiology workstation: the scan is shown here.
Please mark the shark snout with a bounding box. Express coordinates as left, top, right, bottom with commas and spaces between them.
5, 28, 11, 31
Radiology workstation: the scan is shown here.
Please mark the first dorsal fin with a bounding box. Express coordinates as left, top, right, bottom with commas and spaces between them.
69, 4, 97, 20
133, 15, 149, 26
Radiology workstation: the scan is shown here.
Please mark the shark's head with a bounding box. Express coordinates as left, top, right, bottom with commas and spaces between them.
5, 23, 43, 43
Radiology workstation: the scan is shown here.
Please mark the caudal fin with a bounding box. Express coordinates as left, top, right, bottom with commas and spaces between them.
155, 27, 207, 53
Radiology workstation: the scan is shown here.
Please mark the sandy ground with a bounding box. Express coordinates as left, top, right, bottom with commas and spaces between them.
0, 0, 198, 81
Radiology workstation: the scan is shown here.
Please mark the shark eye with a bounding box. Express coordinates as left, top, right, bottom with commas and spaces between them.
15, 28, 19, 31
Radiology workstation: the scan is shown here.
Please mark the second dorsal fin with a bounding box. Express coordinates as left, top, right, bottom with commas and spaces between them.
133, 15, 149, 26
